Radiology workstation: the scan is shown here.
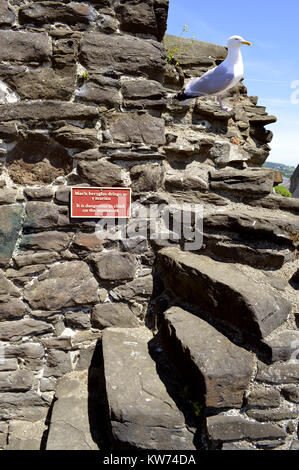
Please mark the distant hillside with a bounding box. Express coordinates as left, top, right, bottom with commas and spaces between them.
263, 162, 296, 178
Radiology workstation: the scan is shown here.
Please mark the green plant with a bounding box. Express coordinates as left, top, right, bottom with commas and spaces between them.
274, 185, 292, 198
82, 71, 88, 80
192, 401, 203, 417
164, 24, 194, 66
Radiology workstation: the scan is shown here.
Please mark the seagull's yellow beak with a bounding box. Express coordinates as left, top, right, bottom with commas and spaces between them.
241, 40, 252, 46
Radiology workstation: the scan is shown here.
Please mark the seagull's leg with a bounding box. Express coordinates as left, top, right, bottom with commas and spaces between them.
217, 95, 232, 112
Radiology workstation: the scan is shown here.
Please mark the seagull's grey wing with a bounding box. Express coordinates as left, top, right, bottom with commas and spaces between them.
185, 64, 235, 97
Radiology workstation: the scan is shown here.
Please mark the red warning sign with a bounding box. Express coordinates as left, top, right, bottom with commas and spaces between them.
70, 187, 131, 218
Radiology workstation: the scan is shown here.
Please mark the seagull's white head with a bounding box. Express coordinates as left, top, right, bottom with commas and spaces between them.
227, 35, 252, 48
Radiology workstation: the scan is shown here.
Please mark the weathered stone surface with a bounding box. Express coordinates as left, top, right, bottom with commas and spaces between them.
246, 389, 281, 408
157, 248, 291, 341
24, 261, 99, 310
0, 101, 99, 122
6, 138, 72, 185
53, 125, 98, 149
6, 66, 77, 101
0, 392, 49, 422
20, 231, 72, 252
44, 350, 73, 378
0, 358, 18, 372
0, 318, 53, 341
246, 407, 298, 422
209, 168, 275, 195
256, 362, 299, 385
24, 187, 54, 200
122, 79, 166, 101
46, 370, 100, 450
0, 370, 34, 392
20, 2, 95, 26
0, 298, 26, 321
264, 331, 299, 362
115, 0, 168, 41
92, 252, 136, 281
0, 31, 52, 62
91, 303, 139, 329
207, 415, 287, 443
165, 161, 210, 191
281, 385, 299, 404
77, 160, 126, 187
245, 194, 299, 215
80, 33, 166, 82
161, 307, 254, 410
71, 231, 103, 252
109, 113, 166, 145
110, 275, 153, 301
0, 188, 20, 204
102, 327, 195, 449
5, 343, 44, 363
24, 202, 60, 229
65, 311, 91, 330
0, 205, 24, 267
6, 265, 46, 285
6, 420, 46, 450
13, 251, 60, 268
131, 163, 165, 193
76, 81, 120, 107
0, 0, 15, 26
0, 270, 19, 298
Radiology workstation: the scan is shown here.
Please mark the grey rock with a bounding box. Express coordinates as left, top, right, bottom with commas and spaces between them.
246, 389, 280, 408
71, 231, 103, 252
24, 187, 54, 200
0, 358, 18, 372
109, 113, 166, 145
46, 371, 99, 450
0, 392, 49, 422
23, 261, 99, 310
65, 311, 91, 330
43, 350, 73, 378
245, 194, 299, 215
110, 275, 153, 301
0, 31, 52, 63
76, 81, 120, 107
131, 163, 165, 193
246, 406, 298, 422
290, 440, 299, 450
0, 318, 53, 341
6, 420, 46, 450
20, 2, 94, 26
161, 307, 254, 410
91, 303, 139, 329
102, 327, 195, 450
0, 205, 24, 267
77, 160, 126, 187
0, 298, 26, 321
0, 370, 34, 392
80, 33, 166, 82
13, 251, 61, 268
92, 252, 136, 281
207, 415, 287, 442
157, 248, 291, 341
264, 331, 299, 362
24, 203, 59, 230
256, 361, 299, 384
20, 231, 72, 252
0, 0, 15, 26
281, 385, 299, 404
209, 168, 275, 195
53, 124, 98, 150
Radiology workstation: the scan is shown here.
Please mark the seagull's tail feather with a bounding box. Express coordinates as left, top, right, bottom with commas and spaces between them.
173, 90, 192, 102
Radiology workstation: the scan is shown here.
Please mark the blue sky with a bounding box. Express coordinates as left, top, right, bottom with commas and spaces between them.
166, 0, 299, 167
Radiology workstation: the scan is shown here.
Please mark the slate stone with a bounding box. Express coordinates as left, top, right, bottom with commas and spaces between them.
0, 319, 53, 341
13, 252, 60, 268
91, 303, 139, 329
24, 187, 54, 200
246, 389, 280, 408
24, 202, 60, 230
209, 168, 275, 195
0, 370, 34, 392
19, 2, 94, 26
102, 327, 195, 450
256, 362, 299, 385
65, 311, 91, 330
131, 163, 165, 193
0, 392, 49, 422
0, 101, 99, 122
92, 252, 136, 281
264, 331, 299, 362
161, 307, 254, 410
6, 66, 77, 101
53, 125, 98, 149
77, 160, 126, 187
80, 33, 166, 82
71, 232, 104, 252
23, 261, 99, 310
0, 31, 52, 62
0, 0, 15, 26
207, 415, 287, 443
43, 350, 73, 378
110, 275, 153, 301
6, 420, 46, 450
46, 371, 99, 450
281, 385, 299, 404
109, 113, 166, 145
76, 82, 120, 107
20, 231, 72, 252
0, 270, 20, 298
0, 205, 24, 267
246, 406, 298, 422
157, 248, 291, 341
115, 0, 165, 40
0, 298, 26, 321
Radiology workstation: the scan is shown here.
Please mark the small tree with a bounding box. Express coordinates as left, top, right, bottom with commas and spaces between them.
274, 185, 292, 198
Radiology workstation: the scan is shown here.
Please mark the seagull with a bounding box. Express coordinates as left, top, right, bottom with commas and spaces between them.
173, 35, 252, 111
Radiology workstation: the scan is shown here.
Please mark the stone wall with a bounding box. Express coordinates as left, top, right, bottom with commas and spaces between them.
0, 0, 298, 451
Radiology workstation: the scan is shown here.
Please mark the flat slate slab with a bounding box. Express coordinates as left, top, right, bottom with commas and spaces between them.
102, 327, 195, 450
157, 247, 291, 341
161, 307, 254, 410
